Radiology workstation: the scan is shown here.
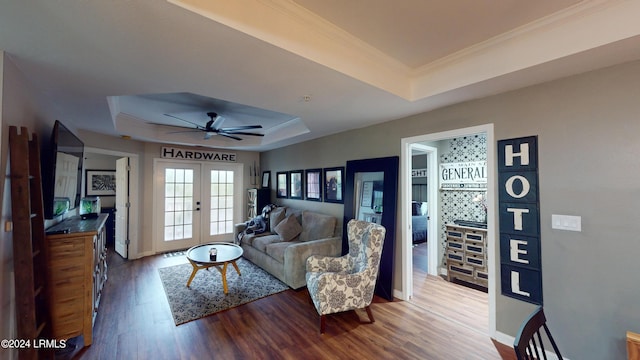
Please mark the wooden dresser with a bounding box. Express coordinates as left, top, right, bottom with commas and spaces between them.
45, 214, 108, 346
445, 224, 488, 287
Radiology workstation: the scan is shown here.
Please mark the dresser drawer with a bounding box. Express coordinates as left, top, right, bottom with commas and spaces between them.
449, 263, 474, 277
446, 250, 464, 263
465, 242, 485, 256
464, 231, 485, 243
465, 254, 485, 267
447, 240, 464, 251
475, 269, 489, 281
446, 228, 463, 240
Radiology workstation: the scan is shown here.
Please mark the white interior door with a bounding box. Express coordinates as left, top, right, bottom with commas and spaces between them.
115, 157, 129, 259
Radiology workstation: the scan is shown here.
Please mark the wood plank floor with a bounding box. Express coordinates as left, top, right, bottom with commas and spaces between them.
411, 242, 490, 335
64, 246, 515, 360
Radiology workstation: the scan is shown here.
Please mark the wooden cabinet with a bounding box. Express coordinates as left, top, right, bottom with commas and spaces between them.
445, 224, 488, 287
629, 331, 640, 360
45, 214, 108, 346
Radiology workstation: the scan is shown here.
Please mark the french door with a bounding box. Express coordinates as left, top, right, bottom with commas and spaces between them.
154, 160, 243, 253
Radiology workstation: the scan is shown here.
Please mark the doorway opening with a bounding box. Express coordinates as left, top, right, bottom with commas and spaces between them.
84, 147, 139, 259
400, 124, 496, 337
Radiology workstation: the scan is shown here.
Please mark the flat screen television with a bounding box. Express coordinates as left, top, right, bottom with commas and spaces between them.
42, 120, 84, 219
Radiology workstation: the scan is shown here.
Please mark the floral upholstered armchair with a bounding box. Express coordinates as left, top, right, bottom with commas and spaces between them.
305, 219, 386, 333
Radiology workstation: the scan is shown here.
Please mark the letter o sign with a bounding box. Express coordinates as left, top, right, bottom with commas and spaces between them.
505, 175, 530, 199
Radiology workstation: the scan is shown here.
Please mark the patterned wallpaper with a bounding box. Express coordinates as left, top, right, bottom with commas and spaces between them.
438, 134, 487, 267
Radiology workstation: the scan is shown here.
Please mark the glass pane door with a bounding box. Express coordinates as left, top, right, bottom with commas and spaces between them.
201, 163, 243, 243
208, 169, 234, 236
154, 161, 243, 252
155, 162, 201, 252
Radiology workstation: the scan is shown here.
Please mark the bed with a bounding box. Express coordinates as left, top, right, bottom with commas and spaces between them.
411, 201, 428, 244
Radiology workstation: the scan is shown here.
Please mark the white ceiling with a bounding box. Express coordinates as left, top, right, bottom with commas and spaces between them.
2, 0, 640, 151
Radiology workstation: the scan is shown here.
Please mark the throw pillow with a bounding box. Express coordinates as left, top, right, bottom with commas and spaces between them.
274, 214, 302, 242
269, 207, 286, 233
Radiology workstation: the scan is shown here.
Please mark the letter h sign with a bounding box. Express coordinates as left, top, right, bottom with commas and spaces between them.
498, 136, 543, 305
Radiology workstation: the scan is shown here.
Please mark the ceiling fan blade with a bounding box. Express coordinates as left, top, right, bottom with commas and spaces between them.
204, 132, 215, 140
219, 133, 243, 141
166, 130, 203, 134
221, 125, 263, 131
147, 121, 197, 130
221, 131, 264, 137
164, 113, 205, 129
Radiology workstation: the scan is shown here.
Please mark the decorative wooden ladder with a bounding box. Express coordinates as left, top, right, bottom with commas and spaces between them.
9, 126, 53, 359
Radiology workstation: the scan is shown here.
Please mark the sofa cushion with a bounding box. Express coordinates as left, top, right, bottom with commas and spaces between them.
274, 214, 302, 242
252, 234, 283, 252
269, 207, 286, 233
299, 211, 336, 242
240, 232, 258, 247
266, 241, 301, 263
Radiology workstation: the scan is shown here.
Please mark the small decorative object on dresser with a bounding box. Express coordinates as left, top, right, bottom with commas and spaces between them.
445, 223, 488, 288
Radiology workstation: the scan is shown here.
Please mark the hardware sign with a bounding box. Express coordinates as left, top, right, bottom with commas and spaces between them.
498, 136, 542, 304
161, 147, 236, 162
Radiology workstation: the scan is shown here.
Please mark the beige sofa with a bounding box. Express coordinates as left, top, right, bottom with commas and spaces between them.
234, 206, 341, 289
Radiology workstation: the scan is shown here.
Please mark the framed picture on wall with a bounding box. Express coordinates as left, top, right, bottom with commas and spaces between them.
86, 169, 116, 196
324, 166, 344, 203
262, 171, 271, 188
289, 170, 304, 199
305, 168, 322, 201
276, 171, 288, 198
361, 181, 373, 207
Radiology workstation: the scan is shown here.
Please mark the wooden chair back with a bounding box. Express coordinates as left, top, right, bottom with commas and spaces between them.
514, 306, 563, 360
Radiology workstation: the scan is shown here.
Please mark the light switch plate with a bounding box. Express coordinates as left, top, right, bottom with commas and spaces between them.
551, 214, 581, 232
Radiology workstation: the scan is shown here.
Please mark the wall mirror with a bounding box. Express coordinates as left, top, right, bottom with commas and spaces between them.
343, 156, 399, 301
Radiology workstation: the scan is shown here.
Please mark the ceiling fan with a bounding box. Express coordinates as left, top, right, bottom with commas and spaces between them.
154, 112, 264, 140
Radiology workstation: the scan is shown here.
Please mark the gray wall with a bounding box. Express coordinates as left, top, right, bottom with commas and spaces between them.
261, 60, 640, 359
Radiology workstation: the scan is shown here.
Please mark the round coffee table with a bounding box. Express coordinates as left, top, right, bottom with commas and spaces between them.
185, 242, 243, 294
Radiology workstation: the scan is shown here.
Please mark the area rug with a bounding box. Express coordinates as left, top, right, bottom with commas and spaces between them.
158, 258, 289, 325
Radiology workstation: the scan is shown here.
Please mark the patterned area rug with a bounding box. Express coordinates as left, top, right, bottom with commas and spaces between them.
158, 258, 289, 325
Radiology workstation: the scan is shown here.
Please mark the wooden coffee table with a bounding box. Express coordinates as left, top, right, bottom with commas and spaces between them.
185, 242, 243, 294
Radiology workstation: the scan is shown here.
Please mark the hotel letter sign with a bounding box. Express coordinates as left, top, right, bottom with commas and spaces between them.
498, 136, 542, 304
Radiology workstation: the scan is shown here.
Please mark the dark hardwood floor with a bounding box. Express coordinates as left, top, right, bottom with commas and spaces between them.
65, 246, 515, 359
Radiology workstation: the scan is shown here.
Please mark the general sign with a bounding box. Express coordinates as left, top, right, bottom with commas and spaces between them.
439, 161, 487, 190
497, 136, 542, 305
